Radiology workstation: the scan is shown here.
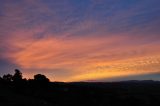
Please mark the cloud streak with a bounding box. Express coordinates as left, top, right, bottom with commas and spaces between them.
0, 0, 160, 81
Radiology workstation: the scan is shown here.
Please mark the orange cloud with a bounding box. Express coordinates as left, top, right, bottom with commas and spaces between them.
2, 28, 160, 82
1, 0, 160, 82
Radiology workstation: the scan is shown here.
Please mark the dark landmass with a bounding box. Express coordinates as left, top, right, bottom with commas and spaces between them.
1, 69, 160, 106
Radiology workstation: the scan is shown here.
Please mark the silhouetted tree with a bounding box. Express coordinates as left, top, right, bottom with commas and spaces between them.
34, 74, 49, 83
0, 76, 2, 83
12, 69, 22, 82
3, 74, 13, 82
0, 76, 2, 80
33, 74, 50, 89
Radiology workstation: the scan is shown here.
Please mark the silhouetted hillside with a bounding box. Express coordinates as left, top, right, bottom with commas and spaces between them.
1, 69, 160, 106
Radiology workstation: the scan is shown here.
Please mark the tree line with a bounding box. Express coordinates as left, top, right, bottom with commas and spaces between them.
0, 69, 50, 84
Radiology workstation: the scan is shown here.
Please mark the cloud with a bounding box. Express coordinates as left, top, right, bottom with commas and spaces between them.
2, 30, 160, 81
0, 0, 160, 81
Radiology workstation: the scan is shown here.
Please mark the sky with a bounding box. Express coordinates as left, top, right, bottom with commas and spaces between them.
0, 0, 160, 82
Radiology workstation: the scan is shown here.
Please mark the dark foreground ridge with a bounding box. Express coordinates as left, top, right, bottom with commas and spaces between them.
0, 69, 160, 106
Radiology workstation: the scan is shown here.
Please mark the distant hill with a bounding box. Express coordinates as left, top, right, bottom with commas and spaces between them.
1, 80, 160, 106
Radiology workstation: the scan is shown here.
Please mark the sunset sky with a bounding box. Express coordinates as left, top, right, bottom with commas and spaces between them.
0, 0, 160, 82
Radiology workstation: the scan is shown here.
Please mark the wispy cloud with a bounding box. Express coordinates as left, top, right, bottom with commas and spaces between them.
0, 0, 160, 81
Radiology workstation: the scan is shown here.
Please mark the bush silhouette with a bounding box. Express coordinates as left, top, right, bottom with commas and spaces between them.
34, 74, 49, 83
3, 74, 13, 82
